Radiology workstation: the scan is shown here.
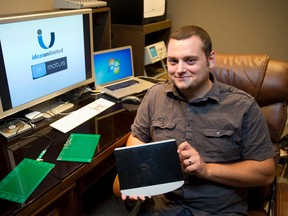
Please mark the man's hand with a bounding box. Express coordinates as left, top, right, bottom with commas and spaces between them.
177, 141, 275, 187
121, 194, 150, 201
177, 141, 208, 178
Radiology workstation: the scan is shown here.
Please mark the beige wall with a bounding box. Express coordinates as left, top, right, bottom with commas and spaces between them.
166, 0, 288, 61
0, 0, 288, 61
0, 0, 53, 15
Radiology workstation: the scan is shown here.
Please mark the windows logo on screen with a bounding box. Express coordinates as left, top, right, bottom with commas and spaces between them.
108, 58, 120, 74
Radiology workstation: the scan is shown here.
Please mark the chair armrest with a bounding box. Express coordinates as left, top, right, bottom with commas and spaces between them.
274, 177, 288, 216
113, 175, 121, 197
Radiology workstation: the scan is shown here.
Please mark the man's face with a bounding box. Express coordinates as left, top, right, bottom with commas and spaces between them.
167, 36, 215, 99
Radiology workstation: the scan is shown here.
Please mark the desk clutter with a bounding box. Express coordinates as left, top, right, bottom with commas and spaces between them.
0, 119, 33, 139
0, 133, 100, 204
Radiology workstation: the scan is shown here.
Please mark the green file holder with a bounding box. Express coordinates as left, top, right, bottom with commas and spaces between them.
0, 158, 55, 204
57, 133, 101, 162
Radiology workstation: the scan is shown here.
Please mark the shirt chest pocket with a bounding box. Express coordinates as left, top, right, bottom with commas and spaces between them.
203, 129, 234, 137
199, 128, 241, 162
151, 119, 176, 141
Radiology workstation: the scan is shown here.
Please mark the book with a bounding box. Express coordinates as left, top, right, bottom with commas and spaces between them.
57, 133, 101, 162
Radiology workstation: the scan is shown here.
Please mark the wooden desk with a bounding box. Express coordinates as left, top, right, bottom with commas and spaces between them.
0, 95, 136, 216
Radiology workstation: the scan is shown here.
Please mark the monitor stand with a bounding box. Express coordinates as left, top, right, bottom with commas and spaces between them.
31, 100, 75, 118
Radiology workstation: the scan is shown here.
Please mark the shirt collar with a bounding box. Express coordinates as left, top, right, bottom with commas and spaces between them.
165, 73, 221, 103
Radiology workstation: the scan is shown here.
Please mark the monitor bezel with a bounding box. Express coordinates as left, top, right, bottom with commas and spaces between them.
0, 9, 94, 120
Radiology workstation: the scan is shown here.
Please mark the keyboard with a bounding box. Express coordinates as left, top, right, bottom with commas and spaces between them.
50, 98, 115, 133
106, 79, 139, 91
54, 0, 107, 9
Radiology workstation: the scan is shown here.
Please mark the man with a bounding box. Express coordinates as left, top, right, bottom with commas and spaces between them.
119, 25, 275, 215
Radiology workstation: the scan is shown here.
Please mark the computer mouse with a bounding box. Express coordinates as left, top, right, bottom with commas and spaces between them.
120, 96, 142, 105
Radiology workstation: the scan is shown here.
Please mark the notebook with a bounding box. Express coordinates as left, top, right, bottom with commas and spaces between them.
93, 46, 155, 99
114, 139, 184, 197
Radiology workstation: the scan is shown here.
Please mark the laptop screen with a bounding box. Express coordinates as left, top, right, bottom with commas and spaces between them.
93, 46, 134, 85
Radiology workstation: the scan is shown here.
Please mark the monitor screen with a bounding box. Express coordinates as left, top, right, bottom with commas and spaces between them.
0, 9, 94, 119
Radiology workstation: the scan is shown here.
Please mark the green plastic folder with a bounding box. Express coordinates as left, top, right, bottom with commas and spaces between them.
57, 133, 100, 162
0, 158, 55, 204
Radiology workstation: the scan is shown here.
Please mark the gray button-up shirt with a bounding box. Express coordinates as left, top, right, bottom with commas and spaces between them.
131, 74, 275, 215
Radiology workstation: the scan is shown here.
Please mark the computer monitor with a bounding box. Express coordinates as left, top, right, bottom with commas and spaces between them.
0, 9, 94, 120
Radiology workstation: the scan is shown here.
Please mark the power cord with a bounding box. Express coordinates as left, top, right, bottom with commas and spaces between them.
10, 133, 54, 162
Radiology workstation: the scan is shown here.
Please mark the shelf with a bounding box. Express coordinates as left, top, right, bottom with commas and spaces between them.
91, 7, 111, 51
111, 20, 172, 76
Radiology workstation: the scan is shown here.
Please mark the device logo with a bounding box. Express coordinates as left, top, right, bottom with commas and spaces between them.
37, 29, 55, 49
108, 58, 120, 74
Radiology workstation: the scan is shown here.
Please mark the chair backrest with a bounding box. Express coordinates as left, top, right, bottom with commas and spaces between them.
211, 54, 288, 212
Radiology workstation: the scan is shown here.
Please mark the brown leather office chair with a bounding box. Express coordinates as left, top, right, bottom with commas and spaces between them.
211, 54, 288, 216
113, 54, 288, 216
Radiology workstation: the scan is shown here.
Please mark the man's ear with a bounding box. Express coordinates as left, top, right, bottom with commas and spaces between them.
208, 51, 216, 68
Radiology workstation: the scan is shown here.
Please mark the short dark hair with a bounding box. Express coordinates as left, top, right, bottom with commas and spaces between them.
168, 25, 212, 59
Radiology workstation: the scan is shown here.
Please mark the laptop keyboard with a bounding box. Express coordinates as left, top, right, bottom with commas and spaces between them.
106, 79, 139, 91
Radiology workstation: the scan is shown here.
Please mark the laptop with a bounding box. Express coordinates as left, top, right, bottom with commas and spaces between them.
114, 139, 184, 197
93, 46, 155, 99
